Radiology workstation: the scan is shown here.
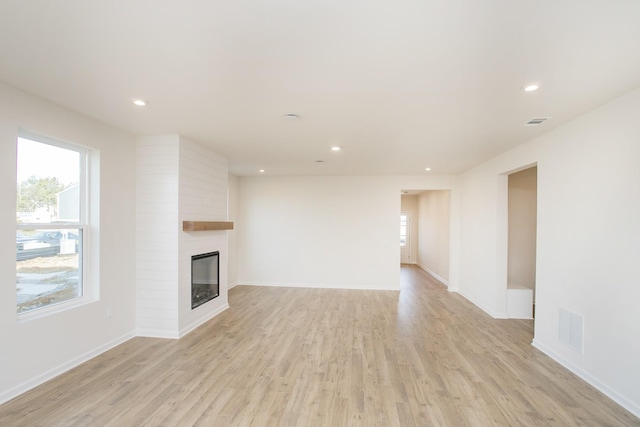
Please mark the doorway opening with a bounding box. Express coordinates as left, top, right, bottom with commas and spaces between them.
400, 190, 451, 287
506, 166, 537, 319
400, 212, 411, 263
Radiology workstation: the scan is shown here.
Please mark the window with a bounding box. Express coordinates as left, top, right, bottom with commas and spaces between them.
400, 214, 408, 247
16, 134, 89, 316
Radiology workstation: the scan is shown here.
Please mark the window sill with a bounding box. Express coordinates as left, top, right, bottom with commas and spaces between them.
17, 296, 98, 323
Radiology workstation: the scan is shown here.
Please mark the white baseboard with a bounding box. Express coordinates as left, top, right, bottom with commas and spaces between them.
179, 303, 229, 338
237, 281, 400, 291
2, 301, 230, 405
454, 288, 508, 319
228, 281, 239, 289
417, 264, 449, 287
0, 331, 135, 406
532, 339, 640, 419
136, 328, 180, 339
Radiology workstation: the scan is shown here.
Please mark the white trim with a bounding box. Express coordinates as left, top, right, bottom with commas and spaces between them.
417, 264, 449, 287
179, 303, 229, 338
0, 331, 134, 406
228, 282, 239, 289
237, 281, 400, 291
454, 288, 509, 319
17, 296, 98, 323
532, 339, 640, 419
135, 328, 180, 339
16, 133, 93, 319
136, 304, 230, 339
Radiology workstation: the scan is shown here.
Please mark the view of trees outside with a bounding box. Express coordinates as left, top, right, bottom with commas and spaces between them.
17, 176, 67, 219
16, 137, 82, 313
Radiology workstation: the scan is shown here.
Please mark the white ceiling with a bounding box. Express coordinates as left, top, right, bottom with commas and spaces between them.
1, 0, 640, 176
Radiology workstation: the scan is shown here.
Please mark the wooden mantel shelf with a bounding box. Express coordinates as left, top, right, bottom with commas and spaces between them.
183, 221, 234, 231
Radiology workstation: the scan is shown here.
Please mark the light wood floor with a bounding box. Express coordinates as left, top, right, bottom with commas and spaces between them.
1, 265, 638, 426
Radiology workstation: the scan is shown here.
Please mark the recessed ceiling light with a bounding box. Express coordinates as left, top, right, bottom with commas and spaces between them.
259, 169, 265, 173
283, 113, 299, 120
132, 99, 147, 106
425, 167, 432, 171
523, 83, 540, 92
330, 146, 341, 151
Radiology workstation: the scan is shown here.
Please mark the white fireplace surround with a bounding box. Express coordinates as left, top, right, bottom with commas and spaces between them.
136, 135, 230, 339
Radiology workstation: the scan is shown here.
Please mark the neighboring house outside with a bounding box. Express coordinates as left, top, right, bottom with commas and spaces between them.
57, 184, 79, 222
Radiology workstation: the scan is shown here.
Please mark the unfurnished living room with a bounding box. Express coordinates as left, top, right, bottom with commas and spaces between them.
1, 1, 639, 426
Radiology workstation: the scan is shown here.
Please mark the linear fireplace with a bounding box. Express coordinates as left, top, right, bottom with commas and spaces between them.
191, 251, 219, 309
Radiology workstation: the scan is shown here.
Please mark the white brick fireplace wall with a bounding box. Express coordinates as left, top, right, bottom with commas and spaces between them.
136, 135, 230, 338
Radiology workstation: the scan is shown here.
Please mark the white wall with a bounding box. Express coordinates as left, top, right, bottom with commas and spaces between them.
136, 136, 180, 336
0, 83, 137, 403
507, 167, 537, 290
417, 190, 450, 284
458, 87, 640, 416
237, 175, 459, 290
227, 173, 239, 288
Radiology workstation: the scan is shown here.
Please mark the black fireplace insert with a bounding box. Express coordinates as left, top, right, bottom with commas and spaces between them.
191, 251, 219, 309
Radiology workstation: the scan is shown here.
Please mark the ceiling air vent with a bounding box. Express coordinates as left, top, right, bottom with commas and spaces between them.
525, 117, 550, 126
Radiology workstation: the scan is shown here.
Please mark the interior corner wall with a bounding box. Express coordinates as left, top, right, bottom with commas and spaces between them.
416, 190, 450, 285
458, 86, 640, 416
0, 83, 137, 404
227, 173, 239, 288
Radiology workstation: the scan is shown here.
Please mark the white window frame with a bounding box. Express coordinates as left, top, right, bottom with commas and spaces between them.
16, 132, 95, 321
400, 213, 408, 247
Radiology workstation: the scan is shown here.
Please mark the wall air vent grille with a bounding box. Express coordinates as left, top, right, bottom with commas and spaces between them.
526, 117, 550, 126
559, 308, 584, 353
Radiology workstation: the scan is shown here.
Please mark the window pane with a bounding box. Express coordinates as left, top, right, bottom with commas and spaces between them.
17, 137, 80, 223
400, 214, 407, 247
16, 229, 82, 313
16, 135, 86, 315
